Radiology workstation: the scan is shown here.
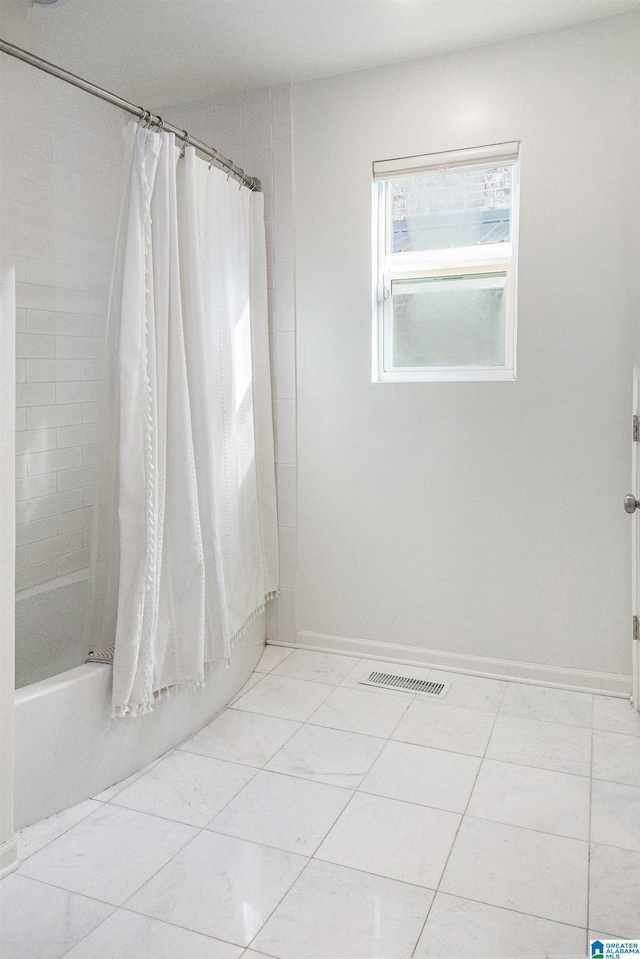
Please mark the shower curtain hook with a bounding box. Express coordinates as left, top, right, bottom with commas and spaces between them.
208, 148, 219, 170
179, 131, 190, 158
138, 109, 150, 127
238, 168, 244, 190
156, 116, 165, 133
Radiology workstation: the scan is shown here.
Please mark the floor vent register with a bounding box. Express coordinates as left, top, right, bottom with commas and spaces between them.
359, 670, 450, 697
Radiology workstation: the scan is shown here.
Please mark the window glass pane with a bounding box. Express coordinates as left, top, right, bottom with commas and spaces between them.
391, 165, 512, 253
390, 272, 506, 368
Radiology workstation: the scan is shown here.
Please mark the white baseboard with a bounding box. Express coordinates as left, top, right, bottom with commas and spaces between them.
0, 837, 17, 880
279, 631, 632, 697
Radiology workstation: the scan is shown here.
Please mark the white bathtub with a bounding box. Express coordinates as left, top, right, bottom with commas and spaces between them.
14, 575, 264, 829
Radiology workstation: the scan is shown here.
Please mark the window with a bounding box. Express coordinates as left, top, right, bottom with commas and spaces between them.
372, 142, 520, 382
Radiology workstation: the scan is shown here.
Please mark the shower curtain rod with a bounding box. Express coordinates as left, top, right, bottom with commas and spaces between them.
0, 37, 261, 192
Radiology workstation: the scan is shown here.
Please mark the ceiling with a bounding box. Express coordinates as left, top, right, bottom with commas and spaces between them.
4, 0, 640, 106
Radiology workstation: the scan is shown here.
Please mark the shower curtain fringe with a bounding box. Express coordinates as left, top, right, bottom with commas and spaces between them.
111, 590, 280, 717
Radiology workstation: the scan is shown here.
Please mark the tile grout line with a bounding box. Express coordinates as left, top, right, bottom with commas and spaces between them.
95, 678, 317, 943
59, 898, 270, 959
302, 681, 417, 741
15, 667, 302, 956
109, 761, 263, 828
243, 665, 367, 691
56, 897, 118, 959
242, 696, 427, 955
235, 684, 376, 953
105, 759, 626, 853
240, 793, 379, 949
410, 886, 593, 935
19, 734, 636, 884
100, 651, 279, 788
7, 872, 119, 909
19, 858, 594, 957
410, 674, 509, 957
87, 664, 271, 803
253, 644, 296, 676
222, 702, 603, 780
92, 749, 175, 802
586, 690, 595, 951
180, 672, 635, 843
240, 662, 427, 953
11, 657, 638, 956
15, 799, 107, 865
40, 771, 631, 857
233, 668, 638, 735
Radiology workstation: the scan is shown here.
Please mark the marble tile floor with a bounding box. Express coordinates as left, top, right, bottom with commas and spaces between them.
2, 646, 640, 958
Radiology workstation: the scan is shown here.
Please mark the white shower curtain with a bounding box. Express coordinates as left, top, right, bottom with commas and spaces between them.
88, 123, 278, 716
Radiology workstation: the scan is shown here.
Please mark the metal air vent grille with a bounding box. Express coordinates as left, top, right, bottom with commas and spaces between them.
360, 671, 450, 696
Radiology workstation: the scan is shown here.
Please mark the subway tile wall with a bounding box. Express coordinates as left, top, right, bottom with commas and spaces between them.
0, 62, 297, 639
0, 54, 125, 591
161, 83, 297, 645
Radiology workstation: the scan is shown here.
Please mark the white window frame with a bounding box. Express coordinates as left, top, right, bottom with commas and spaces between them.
372, 142, 520, 383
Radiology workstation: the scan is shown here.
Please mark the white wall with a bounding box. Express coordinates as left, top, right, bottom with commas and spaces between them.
0, 52, 124, 592
292, 13, 639, 683
161, 84, 297, 645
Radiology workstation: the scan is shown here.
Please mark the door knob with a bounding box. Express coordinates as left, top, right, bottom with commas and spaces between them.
624, 494, 640, 514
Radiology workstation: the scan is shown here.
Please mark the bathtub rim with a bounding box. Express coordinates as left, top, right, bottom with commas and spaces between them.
15, 661, 109, 705
13, 612, 265, 832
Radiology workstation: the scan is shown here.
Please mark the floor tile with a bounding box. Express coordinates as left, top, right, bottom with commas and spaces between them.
315, 792, 459, 888
466, 758, 591, 840
592, 730, 640, 787
589, 843, 640, 937
255, 645, 294, 673
308, 684, 411, 738
271, 649, 358, 685
340, 658, 430, 697
63, 909, 243, 959
17, 799, 103, 862
591, 779, 640, 852
251, 859, 433, 958
0, 874, 113, 959
424, 670, 507, 713
414, 892, 586, 958
360, 740, 480, 813
209, 770, 351, 855
112, 750, 257, 826
17, 649, 637, 959
589, 931, 627, 943
230, 673, 264, 703
593, 696, 640, 736
232, 674, 333, 721
391, 699, 495, 756
265, 724, 385, 788
19, 804, 197, 905
180, 709, 300, 767
440, 817, 588, 927
500, 683, 592, 727
126, 831, 306, 947
92, 753, 169, 801
486, 714, 591, 776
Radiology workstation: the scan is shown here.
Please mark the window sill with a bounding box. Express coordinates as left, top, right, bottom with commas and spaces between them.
374, 368, 517, 383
